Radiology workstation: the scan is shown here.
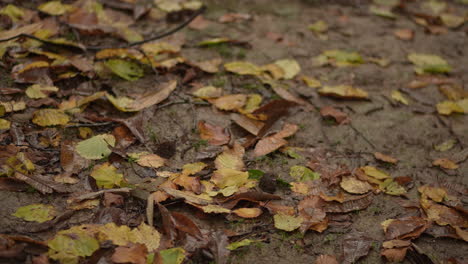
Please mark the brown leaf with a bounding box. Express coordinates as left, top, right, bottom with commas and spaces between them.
394, 29, 414, 40
218, 13, 252, 23
111, 244, 148, 264
320, 106, 350, 124
381, 247, 409, 262
113, 125, 136, 149
198, 121, 230, 146
433, 158, 458, 170
127, 80, 177, 111
171, 211, 203, 239
230, 113, 264, 136
315, 254, 339, 264
0, 178, 29, 192
103, 192, 124, 207
189, 15, 211, 30
382, 216, 428, 240
212, 94, 247, 111
374, 152, 398, 164
324, 193, 373, 213
221, 191, 281, 209
253, 123, 298, 157
342, 231, 373, 264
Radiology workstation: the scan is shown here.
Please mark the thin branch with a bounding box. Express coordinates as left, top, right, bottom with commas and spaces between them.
0, 6, 206, 52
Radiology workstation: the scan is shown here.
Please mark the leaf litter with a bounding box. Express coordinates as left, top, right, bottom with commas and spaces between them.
0, 0, 467, 263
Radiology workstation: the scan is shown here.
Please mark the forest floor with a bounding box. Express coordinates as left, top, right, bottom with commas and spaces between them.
0, 0, 467, 263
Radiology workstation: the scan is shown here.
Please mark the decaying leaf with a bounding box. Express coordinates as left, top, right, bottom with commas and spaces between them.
111, 244, 147, 264
104, 59, 144, 81
13, 203, 56, 223
90, 162, 124, 188
320, 106, 350, 124
407, 53, 452, 74
224, 61, 262, 76
32, 109, 70, 127
212, 94, 247, 111
48, 226, 100, 264
226, 239, 259, 250
192, 86, 223, 99
361, 166, 390, 180
274, 59, 301, 79
436, 99, 468, 115
198, 121, 230, 146
391, 90, 409, 105
25, 84, 59, 99
253, 123, 299, 157
342, 232, 373, 264
76, 134, 116, 160
374, 152, 398, 164
290, 165, 320, 181
274, 213, 303, 231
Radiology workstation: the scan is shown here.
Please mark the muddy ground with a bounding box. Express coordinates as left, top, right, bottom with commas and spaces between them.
1, 0, 467, 263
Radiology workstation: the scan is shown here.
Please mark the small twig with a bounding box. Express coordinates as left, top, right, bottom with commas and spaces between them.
65, 122, 113, 128
0, 6, 206, 52
71, 187, 132, 202
349, 123, 376, 149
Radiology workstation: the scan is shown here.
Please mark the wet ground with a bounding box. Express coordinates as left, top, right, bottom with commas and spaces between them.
0, 0, 467, 263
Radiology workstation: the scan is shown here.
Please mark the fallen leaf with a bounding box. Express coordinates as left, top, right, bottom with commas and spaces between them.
212, 94, 247, 111
13, 204, 56, 223
38, 1, 74, 16
273, 213, 303, 231
191, 58, 222, 73
158, 247, 185, 264
76, 134, 116, 160
104, 59, 144, 81
198, 121, 230, 146
340, 176, 373, 194
199, 204, 231, 214
182, 162, 207, 175
0, 118, 11, 130
301, 76, 321, 88
317, 50, 364, 67
135, 153, 166, 168
391, 90, 409, 105
224, 61, 262, 76
230, 113, 264, 136
48, 226, 100, 264
436, 99, 468, 115
99, 222, 161, 251
361, 166, 390, 180
274, 59, 301, 79
226, 239, 259, 250
25, 84, 59, 99
374, 152, 398, 164
253, 123, 299, 157
192, 86, 223, 99
394, 29, 414, 40
232, 208, 262, 218
407, 53, 451, 74
290, 165, 320, 181
433, 158, 459, 169
381, 216, 428, 240
111, 244, 147, 264
342, 231, 373, 264
318, 85, 368, 99
218, 13, 252, 23
440, 13, 465, 28
32, 109, 69, 127
90, 162, 124, 188
320, 106, 350, 124
381, 247, 409, 262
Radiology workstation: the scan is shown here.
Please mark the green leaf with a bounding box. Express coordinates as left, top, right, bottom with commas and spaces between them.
289, 165, 320, 181
104, 59, 144, 81
13, 204, 56, 223
159, 247, 186, 264
273, 214, 303, 231
48, 228, 100, 264
276, 178, 291, 188
76, 134, 116, 160
90, 162, 124, 188
226, 239, 259, 250
322, 50, 363, 66
248, 169, 265, 180
434, 139, 456, 152
407, 53, 451, 74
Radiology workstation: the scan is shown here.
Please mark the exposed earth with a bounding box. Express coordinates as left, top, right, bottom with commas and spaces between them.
0, 0, 467, 264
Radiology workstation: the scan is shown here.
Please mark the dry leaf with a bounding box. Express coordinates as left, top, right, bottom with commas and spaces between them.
232, 208, 262, 218
374, 152, 398, 164
433, 158, 458, 170
198, 121, 230, 146
212, 94, 247, 111
318, 85, 368, 99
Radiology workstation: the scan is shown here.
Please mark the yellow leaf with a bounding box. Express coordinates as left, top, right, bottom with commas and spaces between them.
129, 152, 166, 168
361, 166, 390, 180
200, 204, 231, 214
212, 94, 247, 110
318, 85, 368, 99
141, 42, 180, 55
301, 76, 321, 88
0, 118, 11, 130
182, 162, 207, 175
215, 143, 245, 170
437, 99, 468, 115
211, 168, 249, 189
76, 134, 115, 160
48, 227, 100, 264
25, 84, 59, 99
13, 203, 56, 223
340, 176, 373, 194
433, 158, 459, 170
0, 101, 26, 113
224, 61, 262, 75
192, 86, 223, 99
242, 94, 262, 113
32, 109, 69, 127
274, 59, 301, 79
273, 214, 303, 231
391, 90, 409, 105
90, 163, 124, 188
38, 1, 74, 16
